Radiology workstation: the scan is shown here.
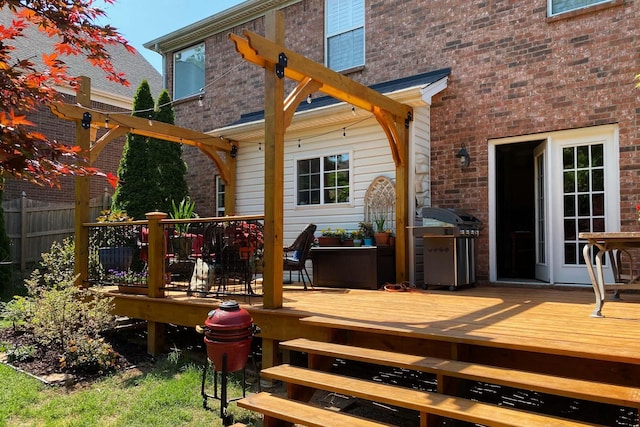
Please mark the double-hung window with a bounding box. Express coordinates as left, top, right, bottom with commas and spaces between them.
173, 43, 205, 100
548, 0, 612, 16
297, 153, 350, 206
325, 0, 365, 71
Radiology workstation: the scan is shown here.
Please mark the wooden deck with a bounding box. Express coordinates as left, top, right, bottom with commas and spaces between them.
106, 283, 640, 385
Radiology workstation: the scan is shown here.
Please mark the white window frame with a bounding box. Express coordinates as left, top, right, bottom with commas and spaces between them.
295, 152, 352, 206
215, 176, 225, 217
173, 43, 205, 100
548, 0, 612, 16
325, 0, 365, 72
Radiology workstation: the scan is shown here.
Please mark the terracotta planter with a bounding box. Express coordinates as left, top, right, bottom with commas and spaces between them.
318, 236, 341, 247
374, 232, 389, 246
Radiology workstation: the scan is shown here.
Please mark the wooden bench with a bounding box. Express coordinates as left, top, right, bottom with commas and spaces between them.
280, 338, 640, 410
256, 364, 601, 426
237, 391, 394, 427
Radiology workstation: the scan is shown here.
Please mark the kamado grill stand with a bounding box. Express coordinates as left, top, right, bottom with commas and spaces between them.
196, 300, 256, 426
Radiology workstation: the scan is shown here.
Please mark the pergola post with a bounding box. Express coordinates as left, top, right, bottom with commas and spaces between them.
262, 10, 285, 311
74, 76, 91, 287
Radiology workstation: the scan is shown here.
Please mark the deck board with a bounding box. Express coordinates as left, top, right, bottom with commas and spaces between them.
106, 284, 640, 375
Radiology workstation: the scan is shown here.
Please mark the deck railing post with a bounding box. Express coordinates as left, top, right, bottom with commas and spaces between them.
146, 211, 167, 299
145, 211, 167, 355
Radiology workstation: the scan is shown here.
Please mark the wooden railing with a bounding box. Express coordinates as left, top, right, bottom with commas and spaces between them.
84, 213, 265, 299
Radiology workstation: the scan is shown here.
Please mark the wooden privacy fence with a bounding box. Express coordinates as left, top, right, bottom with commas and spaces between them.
2, 190, 112, 271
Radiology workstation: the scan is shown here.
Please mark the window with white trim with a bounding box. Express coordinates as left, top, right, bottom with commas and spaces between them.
548, 0, 612, 16
297, 153, 350, 205
173, 43, 205, 100
215, 176, 225, 216
325, 0, 365, 71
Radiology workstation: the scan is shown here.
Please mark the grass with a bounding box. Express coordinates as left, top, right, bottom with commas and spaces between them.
0, 349, 263, 427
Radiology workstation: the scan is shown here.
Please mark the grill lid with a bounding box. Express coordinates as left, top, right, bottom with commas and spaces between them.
422, 207, 482, 229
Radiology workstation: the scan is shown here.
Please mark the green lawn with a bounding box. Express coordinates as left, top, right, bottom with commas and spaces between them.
0, 357, 262, 427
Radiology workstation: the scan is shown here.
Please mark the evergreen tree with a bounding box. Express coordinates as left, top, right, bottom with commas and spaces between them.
148, 90, 188, 213
111, 81, 155, 219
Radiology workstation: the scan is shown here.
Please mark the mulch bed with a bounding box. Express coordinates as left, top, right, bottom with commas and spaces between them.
0, 321, 206, 386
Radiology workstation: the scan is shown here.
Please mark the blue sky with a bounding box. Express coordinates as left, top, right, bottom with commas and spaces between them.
97, 0, 244, 72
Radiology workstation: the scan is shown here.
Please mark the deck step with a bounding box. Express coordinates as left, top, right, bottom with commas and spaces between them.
260, 364, 602, 427
236, 392, 393, 427
280, 338, 640, 409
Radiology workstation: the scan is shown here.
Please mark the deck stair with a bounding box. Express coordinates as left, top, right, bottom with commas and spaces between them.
237, 316, 640, 426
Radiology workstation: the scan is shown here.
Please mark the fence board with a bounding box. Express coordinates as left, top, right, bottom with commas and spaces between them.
2, 192, 111, 268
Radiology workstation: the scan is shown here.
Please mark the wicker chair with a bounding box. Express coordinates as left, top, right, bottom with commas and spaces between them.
283, 224, 317, 290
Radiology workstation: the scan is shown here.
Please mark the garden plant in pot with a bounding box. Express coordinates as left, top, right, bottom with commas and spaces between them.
170, 196, 197, 259
374, 214, 389, 246
93, 209, 137, 274
359, 221, 374, 246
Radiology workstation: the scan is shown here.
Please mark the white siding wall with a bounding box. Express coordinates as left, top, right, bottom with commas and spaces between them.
234, 118, 396, 245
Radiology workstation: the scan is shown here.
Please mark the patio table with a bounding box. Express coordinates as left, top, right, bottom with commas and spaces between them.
579, 232, 640, 317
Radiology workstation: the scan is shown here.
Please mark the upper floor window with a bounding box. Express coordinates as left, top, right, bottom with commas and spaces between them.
173, 43, 204, 100
548, 0, 612, 15
325, 0, 365, 72
297, 153, 351, 206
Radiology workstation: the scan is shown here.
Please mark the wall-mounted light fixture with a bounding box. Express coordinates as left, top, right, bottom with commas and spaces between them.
230, 145, 238, 158
455, 143, 471, 169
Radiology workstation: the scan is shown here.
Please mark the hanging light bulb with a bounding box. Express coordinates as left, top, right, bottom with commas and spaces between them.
198, 94, 204, 107
306, 94, 312, 104
342, 128, 346, 138
104, 115, 109, 129
352, 106, 356, 116
148, 114, 153, 126
298, 139, 301, 148
259, 142, 262, 151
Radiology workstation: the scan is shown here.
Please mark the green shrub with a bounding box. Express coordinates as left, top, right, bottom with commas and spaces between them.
5, 343, 36, 363
0, 296, 33, 331
4, 238, 118, 375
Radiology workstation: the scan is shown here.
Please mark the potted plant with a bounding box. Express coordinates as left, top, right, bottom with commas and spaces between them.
318, 228, 343, 246
170, 196, 197, 259
351, 230, 363, 247
92, 209, 137, 273
358, 221, 374, 246
374, 214, 389, 246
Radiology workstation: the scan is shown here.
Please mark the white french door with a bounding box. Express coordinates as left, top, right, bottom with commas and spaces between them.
490, 125, 619, 284
534, 143, 550, 282
548, 126, 619, 284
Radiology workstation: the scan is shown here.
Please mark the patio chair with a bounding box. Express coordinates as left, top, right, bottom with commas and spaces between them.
283, 224, 317, 290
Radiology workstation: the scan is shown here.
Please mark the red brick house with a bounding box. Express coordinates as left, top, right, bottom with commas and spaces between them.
145, 0, 639, 286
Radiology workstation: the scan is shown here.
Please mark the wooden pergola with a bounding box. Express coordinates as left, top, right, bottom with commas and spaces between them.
51, 10, 414, 363
229, 11, 414, 313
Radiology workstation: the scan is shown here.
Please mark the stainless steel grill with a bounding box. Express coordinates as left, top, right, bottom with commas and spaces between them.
414, 207, 482, 290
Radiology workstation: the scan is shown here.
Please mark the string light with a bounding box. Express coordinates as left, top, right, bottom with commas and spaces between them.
104, 115, 109, 129
342, 128, 346, 138
198, 94, 204, 107
148, 115, 153, 126
298, 139, 301, 148
258, 142, 262, 151
352, 106, 356, 116
306, 94, 312, 104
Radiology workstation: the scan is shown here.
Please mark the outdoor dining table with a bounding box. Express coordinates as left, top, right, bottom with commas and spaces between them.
579, 232, 640, 317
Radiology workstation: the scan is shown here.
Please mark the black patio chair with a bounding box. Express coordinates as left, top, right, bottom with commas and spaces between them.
283, 224, 317, 290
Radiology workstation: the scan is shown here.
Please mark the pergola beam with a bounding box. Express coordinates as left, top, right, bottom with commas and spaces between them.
231, 31, 412, 121
50, 102, 234, 183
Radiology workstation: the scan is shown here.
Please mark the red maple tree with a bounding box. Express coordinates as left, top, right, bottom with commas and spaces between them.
0, 0, 132, 187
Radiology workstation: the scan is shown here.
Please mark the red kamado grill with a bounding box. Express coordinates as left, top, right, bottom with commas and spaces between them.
197, 300, 255, 426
